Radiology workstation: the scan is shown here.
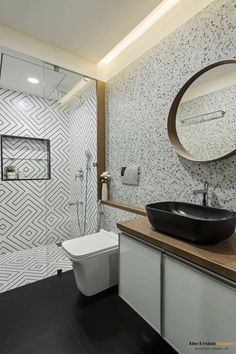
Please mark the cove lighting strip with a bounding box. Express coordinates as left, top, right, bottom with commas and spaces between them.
59, 77, 92, 106
99, 0, 180, 65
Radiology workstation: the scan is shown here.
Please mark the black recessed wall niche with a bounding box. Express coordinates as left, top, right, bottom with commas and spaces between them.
1, 135, 51, 181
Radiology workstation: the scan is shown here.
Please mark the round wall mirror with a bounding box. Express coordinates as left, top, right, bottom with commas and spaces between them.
168, 60, 236, 162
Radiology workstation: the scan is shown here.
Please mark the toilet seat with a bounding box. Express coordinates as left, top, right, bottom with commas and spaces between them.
62, 229, 118, 261
62, 229, 119, 295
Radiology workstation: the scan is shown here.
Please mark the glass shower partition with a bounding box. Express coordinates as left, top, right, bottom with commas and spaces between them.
0, 48, 99, 293
0, 47, 55, 293
42, 63, 82, 278
42, 63, 98, 279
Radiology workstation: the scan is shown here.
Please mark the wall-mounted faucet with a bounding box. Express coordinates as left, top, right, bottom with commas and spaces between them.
193, 181, 209, 206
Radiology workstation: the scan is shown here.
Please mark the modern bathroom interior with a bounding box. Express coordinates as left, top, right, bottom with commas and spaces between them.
0, 0, 235, 354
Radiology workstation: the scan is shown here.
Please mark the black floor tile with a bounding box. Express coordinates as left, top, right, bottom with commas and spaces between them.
47, 271, 177, 354
0, 278, 85, 354
0, 270, 176, 354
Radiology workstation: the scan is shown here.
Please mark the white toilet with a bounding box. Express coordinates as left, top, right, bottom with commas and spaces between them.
62, 229, 118, 296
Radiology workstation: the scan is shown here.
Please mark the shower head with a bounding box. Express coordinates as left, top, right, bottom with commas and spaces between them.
85, 150, 92, 160
85, 150, 92, 170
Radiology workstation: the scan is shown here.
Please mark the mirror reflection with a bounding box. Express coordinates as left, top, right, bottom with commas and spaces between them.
176, 63, 236, 161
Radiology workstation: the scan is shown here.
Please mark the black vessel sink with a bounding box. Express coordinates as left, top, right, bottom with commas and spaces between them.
145, 202, 236, 244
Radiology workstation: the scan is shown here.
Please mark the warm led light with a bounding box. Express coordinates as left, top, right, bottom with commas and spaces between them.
59, 77, 92, 106
27, 77, 39, 84
99, 0, 180, 65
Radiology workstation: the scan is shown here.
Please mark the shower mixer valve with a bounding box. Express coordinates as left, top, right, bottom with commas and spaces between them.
75, 169, 84, 179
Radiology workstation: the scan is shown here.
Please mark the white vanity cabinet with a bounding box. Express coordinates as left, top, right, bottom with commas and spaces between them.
119, 232, 236, 354
163, 255, 236, 354
119, 233, 161, 333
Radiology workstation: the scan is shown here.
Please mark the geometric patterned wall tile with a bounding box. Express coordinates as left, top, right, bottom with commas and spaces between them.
0, 83, 97, 292
0, 88, 71, 255
2, 136, 49, 180
0, 244, 71, 293
69, 83, 98, 237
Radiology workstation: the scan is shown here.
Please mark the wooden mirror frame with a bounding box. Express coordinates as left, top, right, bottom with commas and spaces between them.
167, 60, 236, 162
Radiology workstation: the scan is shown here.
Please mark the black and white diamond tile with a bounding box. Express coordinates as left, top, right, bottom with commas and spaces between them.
69, 83, 98, 237
0, 81, 97, 292
0, 243, 72, 293
2, 135, 49, 179
0, 87, 71, 254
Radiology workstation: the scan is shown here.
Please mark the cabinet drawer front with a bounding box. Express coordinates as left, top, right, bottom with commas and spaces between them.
119, 234, 161, 332
164, 255, 236, 354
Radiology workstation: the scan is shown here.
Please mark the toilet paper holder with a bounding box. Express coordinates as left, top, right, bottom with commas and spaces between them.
121, 166, 140, 186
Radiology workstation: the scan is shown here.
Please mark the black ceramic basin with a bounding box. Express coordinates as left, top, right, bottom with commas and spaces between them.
145, 202, 236, 244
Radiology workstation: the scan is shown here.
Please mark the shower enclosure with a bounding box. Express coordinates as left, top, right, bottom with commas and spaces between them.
0, 46, 98, 293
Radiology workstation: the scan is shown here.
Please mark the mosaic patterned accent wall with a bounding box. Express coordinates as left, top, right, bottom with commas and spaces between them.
0, 88, 71, 255
102, 204, 141, 233
104, 0, 236, 230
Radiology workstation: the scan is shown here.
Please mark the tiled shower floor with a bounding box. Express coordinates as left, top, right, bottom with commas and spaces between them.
0, 243, 72, 293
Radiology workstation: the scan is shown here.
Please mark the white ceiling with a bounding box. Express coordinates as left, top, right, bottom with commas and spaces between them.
0, 0, 162, 63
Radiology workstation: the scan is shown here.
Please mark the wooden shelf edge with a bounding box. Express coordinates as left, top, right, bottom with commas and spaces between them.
102, 199, 146, 216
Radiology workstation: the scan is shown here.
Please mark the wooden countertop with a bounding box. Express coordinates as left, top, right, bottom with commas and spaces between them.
117, 217, 236, 283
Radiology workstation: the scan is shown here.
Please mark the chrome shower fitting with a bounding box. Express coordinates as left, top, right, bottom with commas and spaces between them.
85, 150, 92, 170
75, 168, 84, 180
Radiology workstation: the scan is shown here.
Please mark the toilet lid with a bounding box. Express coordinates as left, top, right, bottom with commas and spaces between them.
62, 229, 118, 259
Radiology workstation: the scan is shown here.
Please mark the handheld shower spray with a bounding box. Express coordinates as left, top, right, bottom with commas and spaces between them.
83, 149, 93, 235
85, 149, 92, 159
85, 150, 92, 170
